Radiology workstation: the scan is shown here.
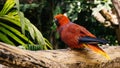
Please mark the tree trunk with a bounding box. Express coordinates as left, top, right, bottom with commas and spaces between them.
0, 42, 120, 68
112, 0, 120, 44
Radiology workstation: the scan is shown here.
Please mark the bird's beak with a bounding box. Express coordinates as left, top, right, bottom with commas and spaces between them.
54, 18, 60, 27
54, 18, 57, 23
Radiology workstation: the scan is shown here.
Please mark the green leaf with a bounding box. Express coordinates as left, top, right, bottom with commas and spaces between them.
14, 0, 20, 11
33, 25, 46, 45
44, 38, 53, 49
24, 17, 53, 50
25, 18, 35, 40
0, 16, 21, 27
26, 44, 43, 51
51, 22, 57, 31
0, 32, 15, 45
0, 22, 34, 45
0, 0, 53, 50
19, 12, 26, 34
43, 45, 48, 50
0, 0, 15, 16
0, 27, 27, 47
15, 0, 26, 34
23, 17, 46, 46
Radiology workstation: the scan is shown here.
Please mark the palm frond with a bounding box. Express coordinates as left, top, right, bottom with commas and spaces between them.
0, 22, 34, 45
0, 32, 15, 45
0, 0, 53, 50
0, 0, 15, 16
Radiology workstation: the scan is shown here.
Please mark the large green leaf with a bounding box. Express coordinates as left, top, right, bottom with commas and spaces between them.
0, 0, 53, 50
0, 22, 34, 45
0, 27, 27, 47
15, 0, 26, 34
0, 32, 15, 45
0, 0, 15, 16
0, 15, 21, 27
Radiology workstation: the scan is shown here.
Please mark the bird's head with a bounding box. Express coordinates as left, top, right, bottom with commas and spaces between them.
54, 14, 70, 27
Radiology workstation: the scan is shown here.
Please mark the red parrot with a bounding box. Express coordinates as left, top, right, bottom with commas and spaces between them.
54, 14, 110, 60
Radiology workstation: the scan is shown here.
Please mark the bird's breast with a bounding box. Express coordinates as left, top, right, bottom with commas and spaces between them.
60, 27, 83, 48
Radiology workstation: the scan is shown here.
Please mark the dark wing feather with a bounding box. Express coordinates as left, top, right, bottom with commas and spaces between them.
79, 36, 108, 44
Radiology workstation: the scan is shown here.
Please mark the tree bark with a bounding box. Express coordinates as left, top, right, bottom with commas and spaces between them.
111, 0, 120, 44
0, 42, 120, 68
92, 0, 120, 44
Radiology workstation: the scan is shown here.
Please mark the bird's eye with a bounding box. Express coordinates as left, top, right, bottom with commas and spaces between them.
54, 19, 60, 27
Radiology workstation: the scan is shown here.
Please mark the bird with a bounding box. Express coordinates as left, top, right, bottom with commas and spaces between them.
54, 14, 110, 60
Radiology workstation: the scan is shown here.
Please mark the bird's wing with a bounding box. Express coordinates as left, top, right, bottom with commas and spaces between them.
79, 36, 108, 44
78, 25, 96, 38
77, 25, 108, 44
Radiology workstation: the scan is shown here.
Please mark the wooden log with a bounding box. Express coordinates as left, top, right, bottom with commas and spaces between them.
0, 42, 120, 68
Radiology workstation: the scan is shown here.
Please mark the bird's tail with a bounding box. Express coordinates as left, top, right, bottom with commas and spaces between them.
83, 44, 110, 60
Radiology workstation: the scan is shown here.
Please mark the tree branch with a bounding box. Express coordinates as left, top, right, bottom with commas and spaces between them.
112, 0, 120, 24
0, 42, 120, 68
92, 0, 120, 44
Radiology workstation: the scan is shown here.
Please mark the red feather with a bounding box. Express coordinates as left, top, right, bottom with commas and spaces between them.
54, 14, 110, 60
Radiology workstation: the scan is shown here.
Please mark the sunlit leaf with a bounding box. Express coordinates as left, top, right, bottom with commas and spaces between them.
0, 32, 15, 45
0, 22, 34, 45
0, 0, 53, 50
44, 38, 53, 49
0, 0, 15, 16
25, 18, 35, 40
0, 27, 27, 47
0, 16, 21, 27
